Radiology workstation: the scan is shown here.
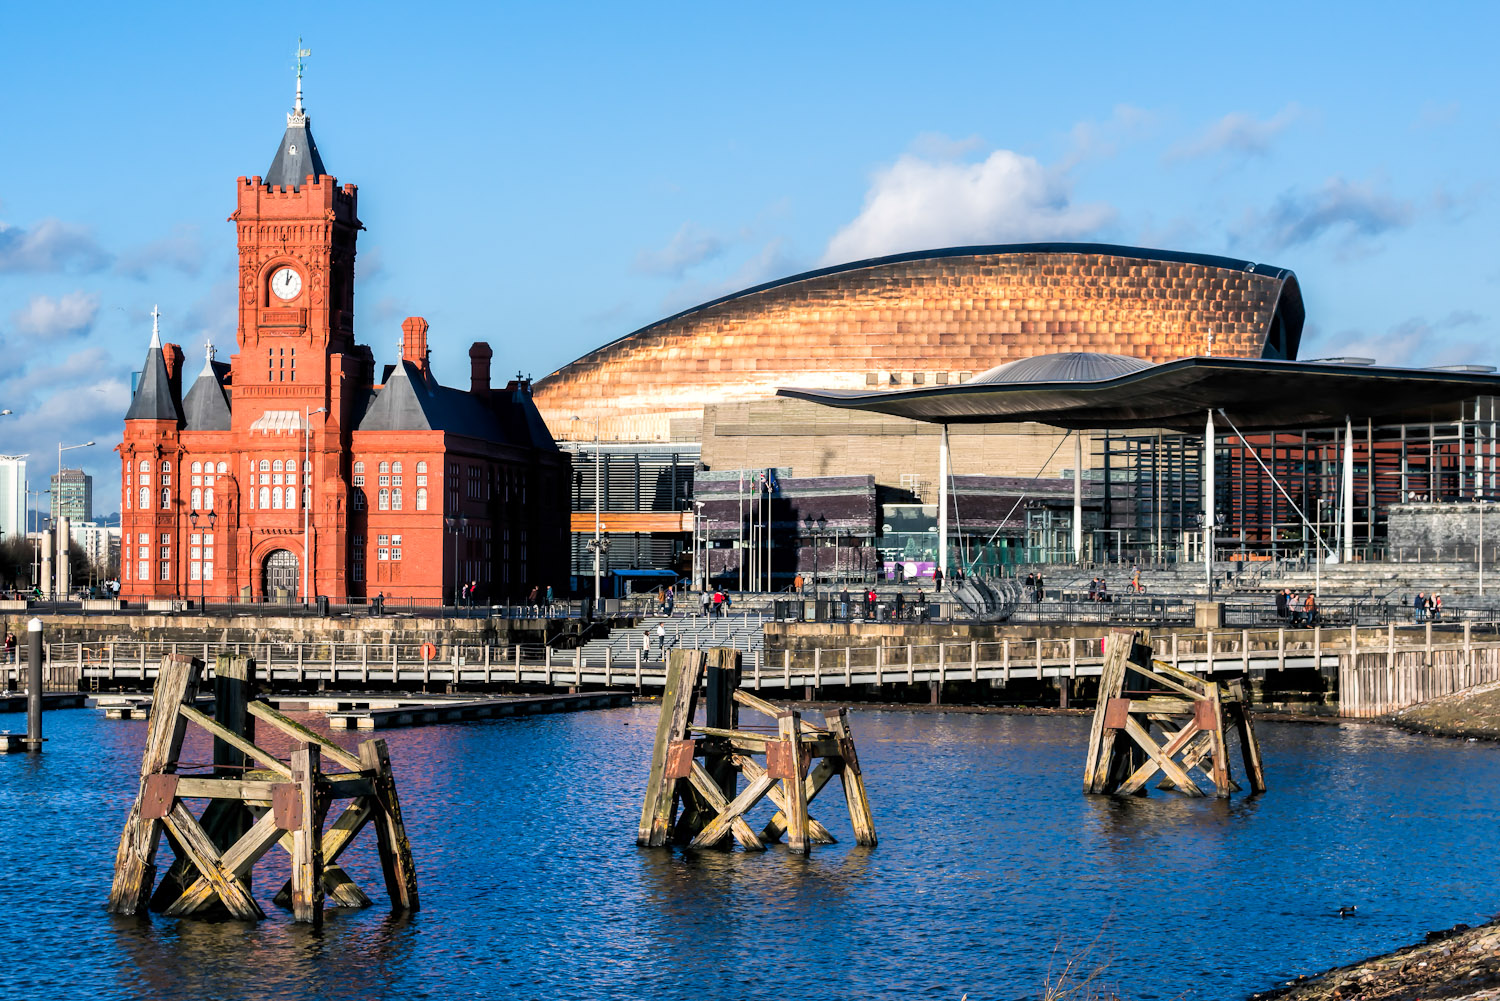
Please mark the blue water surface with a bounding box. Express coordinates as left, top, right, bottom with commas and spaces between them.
0, 704, 1495, 1000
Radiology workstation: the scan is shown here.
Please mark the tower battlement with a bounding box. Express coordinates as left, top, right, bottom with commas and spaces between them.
233, 175, 359, 225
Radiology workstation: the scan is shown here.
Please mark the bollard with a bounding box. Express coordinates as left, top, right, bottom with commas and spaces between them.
26, 617, 43, 752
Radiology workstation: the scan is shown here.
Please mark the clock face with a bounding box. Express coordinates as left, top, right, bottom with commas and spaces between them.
270, 267, 303, 301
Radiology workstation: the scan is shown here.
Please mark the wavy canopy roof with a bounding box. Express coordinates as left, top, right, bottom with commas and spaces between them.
778, 354, 1500, 432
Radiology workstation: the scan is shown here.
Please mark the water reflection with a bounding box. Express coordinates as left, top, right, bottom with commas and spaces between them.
0, 706, 1497, 999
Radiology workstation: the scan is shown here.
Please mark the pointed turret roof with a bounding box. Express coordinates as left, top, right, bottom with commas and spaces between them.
125, 306, 183, 423
264, 40, 328, 190
182, 341, 231, 431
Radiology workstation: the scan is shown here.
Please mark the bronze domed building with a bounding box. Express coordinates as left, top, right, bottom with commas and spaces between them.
533, 243, 1304, 443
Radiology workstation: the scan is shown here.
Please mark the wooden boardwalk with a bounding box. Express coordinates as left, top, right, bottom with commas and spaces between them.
321, 691, 632, 729
21, 623, 1500, 717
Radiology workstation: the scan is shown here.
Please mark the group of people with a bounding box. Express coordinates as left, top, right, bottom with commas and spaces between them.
1412, 592, 1444, 623
524, 585, 556, 606
1275, 588, 1320, 626
641, 622, 672, 660
656, 585, 676, 616
699, 589, 733, 617
1023, 571, 1046, 602
1086, 577, 1111, 602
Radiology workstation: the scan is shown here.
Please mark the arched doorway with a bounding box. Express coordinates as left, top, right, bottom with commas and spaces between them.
264, 549, 299, 599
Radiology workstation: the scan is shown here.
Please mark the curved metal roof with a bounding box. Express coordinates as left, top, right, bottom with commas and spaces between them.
561, 242, 1303, 368
968, 351, 1152, 386
777, 354, 1500, 432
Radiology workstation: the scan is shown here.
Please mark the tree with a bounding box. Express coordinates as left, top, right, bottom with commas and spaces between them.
0, 538, 32, 590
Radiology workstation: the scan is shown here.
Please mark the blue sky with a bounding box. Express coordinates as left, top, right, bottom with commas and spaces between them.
2, 2, 1496, 515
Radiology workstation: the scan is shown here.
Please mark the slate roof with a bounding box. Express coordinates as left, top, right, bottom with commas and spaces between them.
181, 355, 231, 431
265, 115, 328, 190
125, 342, 182, 423
354, 361, 558, 451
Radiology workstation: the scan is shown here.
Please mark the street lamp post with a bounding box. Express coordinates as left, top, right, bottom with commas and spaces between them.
302, 407, 326, 603
693, 500, 706, 593
55, 440, 94, 599
570, 416, 605, 608
189, 509, 217, 614
445, 514, 468, 607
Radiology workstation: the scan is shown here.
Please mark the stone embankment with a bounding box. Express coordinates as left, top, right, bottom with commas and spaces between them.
1250, 920, 1500, 1000
1388, 679, 1500, 739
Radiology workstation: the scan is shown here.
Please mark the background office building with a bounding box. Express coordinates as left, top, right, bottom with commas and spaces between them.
0, 456, 24, 543
51, 468, 92, 525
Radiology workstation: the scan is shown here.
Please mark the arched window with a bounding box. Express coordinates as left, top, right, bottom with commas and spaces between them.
191, 488, 202, 510
273, 488, 284, 510
160, 488, 171, 509
392, 461, 403, 474
162, 460, 171, 473
273, 459, 284, 472
303, 460, 311, 473
284, 486, 296, 509
140, 487, 150, 510
191, 461, 202, 474
392, 488, 402, 510
205, 487, 215, 510
140, 459, 150, 473
354, 461, 365, 474
416, 461, 427, 473
378, 489, 390, 510
415, 487, 427, 511
379, 461, 390, 474
216, 462, 226, 474
259, 486, 270, 509
259, 459, 269, 472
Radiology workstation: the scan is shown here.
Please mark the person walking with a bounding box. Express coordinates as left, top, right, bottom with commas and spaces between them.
664, 585, 675, 616
933, 567, 944, 592
656, 622, 666, 655
712, 589, 725, 617
1413, 592, 1425, 624
1288, 590, 1301, 626
3, 630, 13, 665
545, 585, 554, 605
839, 588, 851, 620
641, 628, 652, 661
1275, 588, 1288, 620
1034, 572, 1045, 603
700, 589, 711, 617
1303, 591, 1317, 627
865, 587, 877, 619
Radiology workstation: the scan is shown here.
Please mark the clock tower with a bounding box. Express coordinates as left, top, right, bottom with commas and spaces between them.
225, 50, 369, 600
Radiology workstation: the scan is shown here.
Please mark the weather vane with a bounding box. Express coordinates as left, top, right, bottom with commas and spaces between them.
293, 37, 311, 114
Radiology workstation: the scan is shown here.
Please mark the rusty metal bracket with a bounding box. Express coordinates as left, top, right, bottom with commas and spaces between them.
271, 783, 303, 831
141, 773, 179, 820
766, 739, 801, 780
664, 739, 696, 780
1193, 700, 1218, 730
1103, 697, 1132, 730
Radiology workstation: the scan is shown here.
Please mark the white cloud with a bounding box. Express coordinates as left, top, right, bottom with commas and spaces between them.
115, 224, 209, 280
1167, 105, 1302, 162
821, 148, 1115, 265
1234, 176, 1414, 251
1304, 317, 1496, 369
634, 223, 726, 278
0, 217, 110, 273
9, 291, 100, 340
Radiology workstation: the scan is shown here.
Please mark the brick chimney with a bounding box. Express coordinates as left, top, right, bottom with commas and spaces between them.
401, 317, 430, 377
163, 342, 185, 406
469, 342, 493, 398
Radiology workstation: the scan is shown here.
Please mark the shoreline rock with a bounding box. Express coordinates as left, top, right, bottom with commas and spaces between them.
1248, 919, 1500, 1000
1389, 679, 1500, 740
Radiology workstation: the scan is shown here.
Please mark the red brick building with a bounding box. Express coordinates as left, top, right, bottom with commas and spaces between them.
119, 83, 569, 604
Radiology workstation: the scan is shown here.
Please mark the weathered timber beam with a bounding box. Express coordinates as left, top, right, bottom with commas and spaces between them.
163, 809, 284, 917
1122, 716, 1203, 797
740, 756, 837, 845
1115, 717, 1203, 796
686, 762, 765, 850
248, 701, 364, 773
173, 775, 375, 801
359, 739, 419, 913
161, 802, 265, 921
731, 690, 821, 731
272, 798, 378, 909
689, 771, 777, 849
108, 653, 202, 917
177, 704, 293, 779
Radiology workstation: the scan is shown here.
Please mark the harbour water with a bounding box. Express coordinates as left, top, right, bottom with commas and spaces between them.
2, 705, 1498, 999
